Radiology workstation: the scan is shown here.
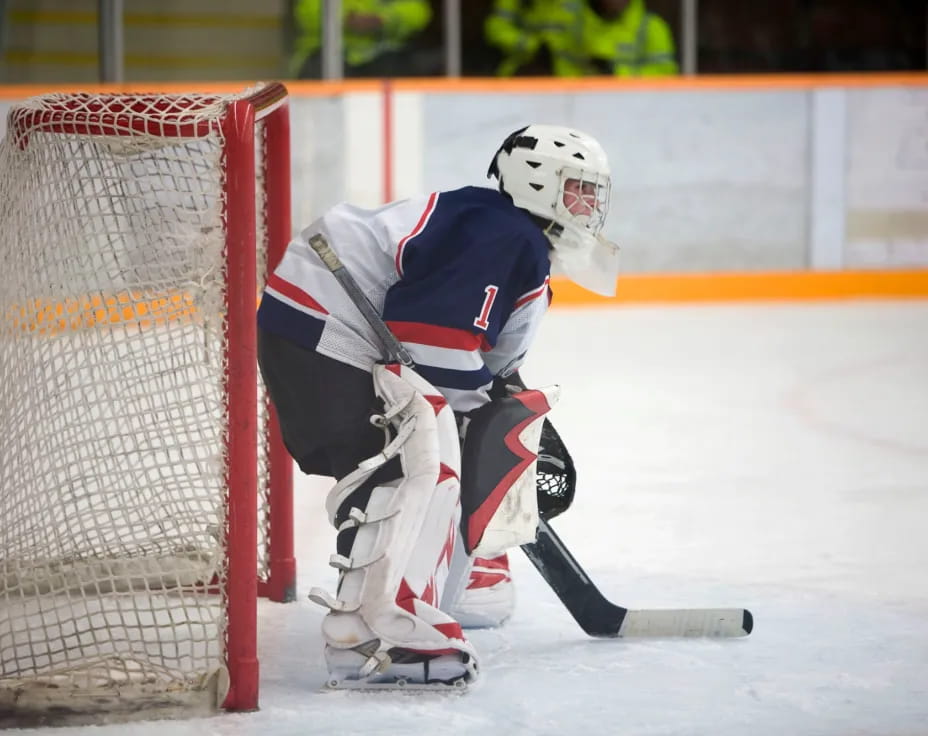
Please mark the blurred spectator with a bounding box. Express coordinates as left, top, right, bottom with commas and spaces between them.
484, 0, 598, 77
586, 0, 678, 76
290, 0, 432, 78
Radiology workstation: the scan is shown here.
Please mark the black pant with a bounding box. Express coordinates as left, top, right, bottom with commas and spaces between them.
258, 329, 388, 481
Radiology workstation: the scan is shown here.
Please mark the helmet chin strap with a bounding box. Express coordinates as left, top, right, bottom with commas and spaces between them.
548, 229, 620, 297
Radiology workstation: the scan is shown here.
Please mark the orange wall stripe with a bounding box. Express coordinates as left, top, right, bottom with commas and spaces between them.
392, 71, 928, 93
551, 270, 928, 306
1, 71, 927, 100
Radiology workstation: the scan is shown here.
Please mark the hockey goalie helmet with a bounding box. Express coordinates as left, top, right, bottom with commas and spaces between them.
487, 124, 620, 296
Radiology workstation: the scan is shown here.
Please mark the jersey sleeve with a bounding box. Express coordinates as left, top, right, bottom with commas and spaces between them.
382, 222, 549, 413
480, 276, 550, 379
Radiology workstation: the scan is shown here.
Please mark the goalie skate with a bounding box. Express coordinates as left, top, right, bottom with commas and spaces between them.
323, 640, 477, 692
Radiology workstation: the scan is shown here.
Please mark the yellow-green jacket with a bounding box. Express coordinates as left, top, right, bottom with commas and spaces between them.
291, 0, 431, 72
585, 0, 678, 76
485, 0, 596, 77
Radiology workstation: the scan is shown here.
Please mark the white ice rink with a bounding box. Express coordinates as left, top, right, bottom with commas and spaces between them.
12, 299, 928, 736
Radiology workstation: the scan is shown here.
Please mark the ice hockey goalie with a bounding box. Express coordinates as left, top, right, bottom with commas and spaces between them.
308, 365, 556, 689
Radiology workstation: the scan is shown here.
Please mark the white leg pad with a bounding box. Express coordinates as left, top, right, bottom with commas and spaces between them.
313, 365, 477, 678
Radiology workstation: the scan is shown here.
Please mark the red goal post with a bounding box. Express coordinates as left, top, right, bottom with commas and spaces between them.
0, 83, 295, 724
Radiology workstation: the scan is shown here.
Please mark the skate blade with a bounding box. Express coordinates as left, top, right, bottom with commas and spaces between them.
323, 676, 470, 693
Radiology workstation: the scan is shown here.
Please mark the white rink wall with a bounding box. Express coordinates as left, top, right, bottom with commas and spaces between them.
2, 77, 926, 275
333, 81, 928, 274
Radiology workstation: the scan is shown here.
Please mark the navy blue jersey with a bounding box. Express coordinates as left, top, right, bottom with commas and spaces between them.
258, 186, 551, 411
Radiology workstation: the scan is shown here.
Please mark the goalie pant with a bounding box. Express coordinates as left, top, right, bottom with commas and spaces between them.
257, 330, 556, 685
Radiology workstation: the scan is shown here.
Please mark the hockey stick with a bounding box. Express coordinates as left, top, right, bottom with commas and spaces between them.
306, 233, 753, 640
308, 235, 415, 369
521, 516, 753, 638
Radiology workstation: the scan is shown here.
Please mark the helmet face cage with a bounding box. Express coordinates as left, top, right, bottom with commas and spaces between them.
554, 166, 611, 236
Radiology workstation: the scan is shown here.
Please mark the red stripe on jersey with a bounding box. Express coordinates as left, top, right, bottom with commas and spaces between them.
514, 276, 550, 309
394, 191, 438, 276
386, 320, 481, 350
267, 273, 329, 314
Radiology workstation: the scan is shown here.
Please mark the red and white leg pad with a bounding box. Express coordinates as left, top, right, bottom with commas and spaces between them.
447, 552, 515, 629
308, 364, 478, 687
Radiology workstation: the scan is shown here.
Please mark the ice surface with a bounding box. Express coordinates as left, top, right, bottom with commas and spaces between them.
11, 300, 928, 736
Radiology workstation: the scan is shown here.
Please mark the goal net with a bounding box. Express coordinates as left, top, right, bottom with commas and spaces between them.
0, 83, 294, 726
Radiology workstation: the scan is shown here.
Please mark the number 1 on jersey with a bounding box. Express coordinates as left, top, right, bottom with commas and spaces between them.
473, 284, 499, 330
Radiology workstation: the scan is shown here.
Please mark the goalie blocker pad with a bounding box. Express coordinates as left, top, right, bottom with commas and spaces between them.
459, 386, 559, 556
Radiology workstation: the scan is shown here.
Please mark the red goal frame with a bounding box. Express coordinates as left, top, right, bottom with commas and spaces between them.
5, 82, 296, 713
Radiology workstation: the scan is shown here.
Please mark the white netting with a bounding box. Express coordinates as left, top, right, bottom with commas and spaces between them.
0, 89, 275, 724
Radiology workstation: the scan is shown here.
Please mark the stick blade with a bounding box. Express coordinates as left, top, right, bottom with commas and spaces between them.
617, 608, 753, 638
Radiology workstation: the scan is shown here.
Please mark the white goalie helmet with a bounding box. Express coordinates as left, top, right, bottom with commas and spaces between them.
487, 124, 620, 296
